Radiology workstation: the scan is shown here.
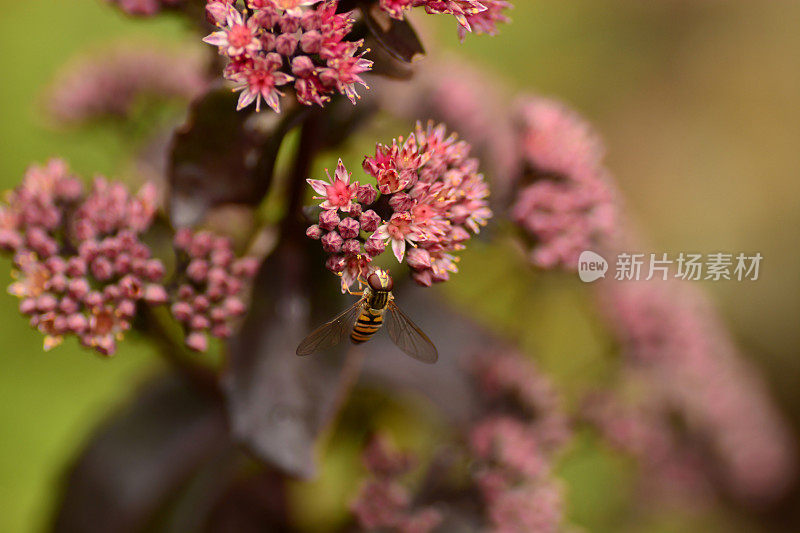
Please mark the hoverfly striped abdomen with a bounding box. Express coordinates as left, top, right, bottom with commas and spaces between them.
350, 307, 384, 344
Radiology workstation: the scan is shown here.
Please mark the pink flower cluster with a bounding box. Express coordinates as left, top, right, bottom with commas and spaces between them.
203, 1, 372, 112
47, 46, 208, 124
469, 350, 569, 533
1, 160, 167, 355
171, 229, 260, 352
350, 434, 443, 533
510, 97, 618, 270
106, 0, 183, 16
306, 122, 492, 291
379, 0, 512, 40
599, 279, 796, 505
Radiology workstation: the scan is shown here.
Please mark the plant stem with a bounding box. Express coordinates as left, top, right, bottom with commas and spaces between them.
139, 307, 222, 400
283, 109, 323, 236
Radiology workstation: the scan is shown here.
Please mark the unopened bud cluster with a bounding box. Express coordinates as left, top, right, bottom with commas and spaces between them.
171, 229, 260, 352
1, 160, 165, 355
1, 160, 261, 355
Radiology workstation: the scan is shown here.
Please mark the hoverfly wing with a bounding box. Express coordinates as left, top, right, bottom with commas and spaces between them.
296, 298, 365, 356
385, 300, 438, 364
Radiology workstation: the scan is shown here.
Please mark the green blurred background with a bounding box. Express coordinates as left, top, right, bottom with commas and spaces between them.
1, 1, 799, 531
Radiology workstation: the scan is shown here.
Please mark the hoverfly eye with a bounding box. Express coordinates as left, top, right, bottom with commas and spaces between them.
367, 272, 382, 291
383, 274, 394, 291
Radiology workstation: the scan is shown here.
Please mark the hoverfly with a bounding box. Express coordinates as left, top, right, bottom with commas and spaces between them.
296, 269, 438, 363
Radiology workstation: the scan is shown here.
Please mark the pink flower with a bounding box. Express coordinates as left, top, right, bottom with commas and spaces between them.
107, 0, 183, 16
270, 0, 322, 16
458, 0, 512, 41
510, 96, 619, 270
231, 55, 293, 112
373, 212, 421, 262
203, 8, 262, 57
307, 159, 359, 212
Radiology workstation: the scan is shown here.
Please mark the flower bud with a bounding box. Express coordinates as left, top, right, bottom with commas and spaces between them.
356, 184, 378, 205
171, 301, 193, 322
412, 269, 433, 287
291, 55, 315, 78
300, 30, 322, 54
187, 259, 209, 282
306, 224, 323, 239
338, 217, 360, 239
321, 231, 343, 253
359, 210, 381, 232
364, 237, 386, 257
276, 33, 298, 56
325, 254, 346, 273
406, 248, 432, 270
186, 331, 208, 352
191, 314, 211, 330
319, 209, 340, 231
67, 313, 88, 333
279, 13, 301, 33
342, 239, 361, 256
144, 284, 168, 305
91, 257, 113, 281
389, 192, 415, 212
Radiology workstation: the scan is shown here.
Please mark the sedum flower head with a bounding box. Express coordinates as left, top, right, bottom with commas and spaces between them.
306, 122, 492, 291
1, 160, 166, 356
350, 434, 443, 532
204, 0, 372, 112
510, 96, 618, 270
599, 278, 796, 504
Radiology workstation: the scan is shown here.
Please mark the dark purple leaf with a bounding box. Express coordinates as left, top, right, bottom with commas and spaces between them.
224, 238, 357, 479
168, 85, 302, 227
52, 376, 228, 533
362, 2, 425, 63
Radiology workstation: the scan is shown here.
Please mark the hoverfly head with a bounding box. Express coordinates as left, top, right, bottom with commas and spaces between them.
367, 269, 393, 292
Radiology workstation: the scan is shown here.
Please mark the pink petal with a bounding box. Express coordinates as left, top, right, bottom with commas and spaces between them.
203, 32, 228, 47
307, 179, 329, 195
236, 90, 256, 111
391, 239, 405, 262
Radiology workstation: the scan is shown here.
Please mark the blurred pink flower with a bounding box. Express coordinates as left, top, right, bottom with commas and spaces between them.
598, 278, 796, 505
47, 46, 207, 124
106, 0, 183, 16
2, 161, 166, 356
510, 96, 619, 270
351, 433, 442, 533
